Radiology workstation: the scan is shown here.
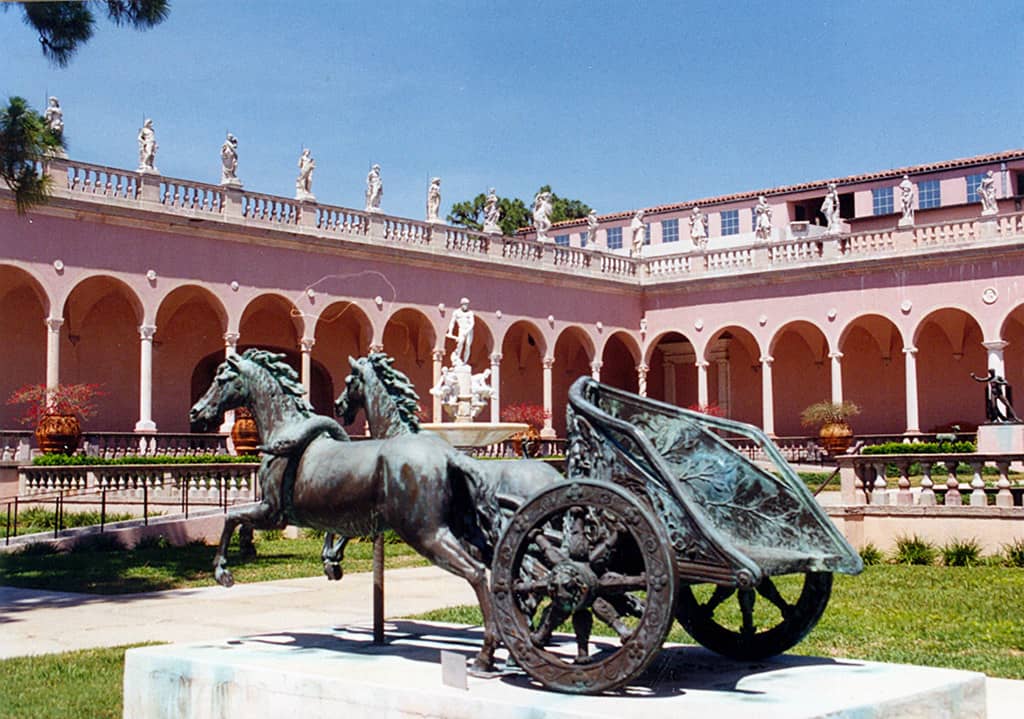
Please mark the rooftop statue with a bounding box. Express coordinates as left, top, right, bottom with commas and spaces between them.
426, 177, 441, 223
821, 182, 841, 234
137, 118, 158, 174
220, 132, 241, 187
295, 148, 316, 202
689, 205, 707, 249
630, 209, 645, 257
898, 175, 915, 228
533, 190, 552, 242
979, 170, 998, 216
365, 163, 383, 212
586, 209, 599, 246
445, 297, 475, 366
755, 195, 772, 241
482, 188, 502, 234
43, 96, 67, 158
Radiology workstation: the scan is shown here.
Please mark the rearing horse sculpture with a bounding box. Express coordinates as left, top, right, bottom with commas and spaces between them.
189, 349, 503, 672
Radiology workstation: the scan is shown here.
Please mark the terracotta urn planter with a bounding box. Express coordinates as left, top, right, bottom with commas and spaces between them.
231, 407, 261, 455
35, 413, 82, 455
818, 421, 854, 455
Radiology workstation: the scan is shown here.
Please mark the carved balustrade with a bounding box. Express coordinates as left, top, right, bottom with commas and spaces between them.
382, 216, 431, 245
19, 462, 258, 501
445, 227, 490, 255
62, 161, 139, 201
80, 432, 228, 458
160, 178, 223, 215
240, 190, 301, 225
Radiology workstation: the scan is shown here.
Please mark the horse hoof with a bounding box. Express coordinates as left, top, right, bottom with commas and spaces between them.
215, 567, 235, 588
468, 658, 497, 677
323, 562, 343, 582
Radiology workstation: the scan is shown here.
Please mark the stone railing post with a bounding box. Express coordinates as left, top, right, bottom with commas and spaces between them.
137, 171, 160, 203
995, 460, 1013, 507
367, 212, 386, 242
222, 186, 244, 219
969, 461, 987, 506
919, 461, 936, 505
299, 200, 318, 229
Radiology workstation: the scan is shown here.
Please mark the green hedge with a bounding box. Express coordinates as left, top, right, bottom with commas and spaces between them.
862, 441, 975, 455
32, 453, 259, 466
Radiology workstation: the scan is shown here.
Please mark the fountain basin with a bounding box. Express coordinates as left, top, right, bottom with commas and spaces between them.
420, 422, 527, 448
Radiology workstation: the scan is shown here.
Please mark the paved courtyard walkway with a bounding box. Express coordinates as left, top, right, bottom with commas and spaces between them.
1, 565, 1021, 718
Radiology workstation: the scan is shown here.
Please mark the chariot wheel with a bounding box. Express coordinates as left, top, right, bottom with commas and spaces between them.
676, 571, 832, 661
491, 481, 676, 694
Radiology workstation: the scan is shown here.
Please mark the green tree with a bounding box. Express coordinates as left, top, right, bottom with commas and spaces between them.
448, 186, 590, 236
0, 97, 65, 214
16, 1, 170, 67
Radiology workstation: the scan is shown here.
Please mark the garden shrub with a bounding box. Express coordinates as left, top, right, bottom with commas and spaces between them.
72, 532, 124, 553
257, 529, 283, 542
862, 441, 975, 455
894, 534, 937, 565
15, 507, 135, 533
16, 541, 61, 556
941, 538, 983, 567
32, 453, 259, 466
858, 543, 883, 566
1002, 538, 1024, 568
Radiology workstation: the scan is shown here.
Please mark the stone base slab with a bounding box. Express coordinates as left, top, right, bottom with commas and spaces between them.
977, 423, 1024, 453
123, 621, 986, 719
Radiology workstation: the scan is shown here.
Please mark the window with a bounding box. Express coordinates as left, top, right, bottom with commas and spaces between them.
720, 209, 739, 236
644, 223, 651, 245
661, 218, 679, 243
872, 187, 893, 215
966, 173, 986, 204
555, 234, 569, 247
918, 179, 941, 209
606, 227, 622, 250
579, 232, 588, 245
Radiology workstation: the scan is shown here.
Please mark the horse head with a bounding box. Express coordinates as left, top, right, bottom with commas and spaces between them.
190, 353, 249, 429
335, 356, 367, 426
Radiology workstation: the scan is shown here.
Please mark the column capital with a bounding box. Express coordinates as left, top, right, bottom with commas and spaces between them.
369, 343, 385, 354
902, 346, 918, 356
432, 349, 446, 363
590, 360, 603, 371
828, 351, 843, 360
223, 332, 240, 347
300, 337, 316, 353
760, 355, 774, 365
982, 340, 1009, 351
489, 352, 503, 364
139, 324, 157, 341
636, 363, 649, 374
543, 356, 555, 370
695, 360, 710, 369
45, 317, 64, 333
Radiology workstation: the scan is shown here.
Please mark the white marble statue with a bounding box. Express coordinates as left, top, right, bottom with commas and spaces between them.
426, 177, 441, 223
430, 367, 460, 408
586, 209, 599, 246
220, 133, 241, 187
533, 190, 553, 241
689, 206, 707, 249
979, 170, 998, 216
470, 369, 493, 411
295, 149, 315, 201
137, 118, 158, 173
630, 209, 645, 257
755, 195, 773, 241
446, 297, 475, 366
898, 175, 915, 227
821, 182, 841, 234
43, 96, 67, 158
483, 188, 502, 234
365, 164, 383, 212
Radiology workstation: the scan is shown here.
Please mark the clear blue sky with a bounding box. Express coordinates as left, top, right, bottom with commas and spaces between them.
4, 1, 1022, 219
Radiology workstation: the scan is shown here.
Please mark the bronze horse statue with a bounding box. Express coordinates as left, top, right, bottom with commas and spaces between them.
189, 349, 503, 672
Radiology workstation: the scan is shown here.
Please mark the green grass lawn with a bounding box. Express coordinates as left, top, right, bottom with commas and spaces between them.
0, 532, 426, 594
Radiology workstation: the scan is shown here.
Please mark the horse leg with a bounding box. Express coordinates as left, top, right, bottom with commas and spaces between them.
321, 532, 349, 581
212, 500, 286, 588
416, 527, 498, 673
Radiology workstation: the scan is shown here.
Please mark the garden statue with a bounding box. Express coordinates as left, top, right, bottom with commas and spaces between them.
220, 133, 241, 187
586, 209, 599, 246
971, 369, 1019, 423
533, 190, 552, 241
979, 170, 998, 216
689, 205, 707, 249
44, 96, 67, 158
295, 149, 316, 201
137, 118, 158, 173
482, 188, 501, 234
821, 182, 840, 233
445, 297, 475, 366
755, 195, 772, 241
426, 177, 441, 223
365, 163, 383, 212
898, 175, 915, 227
630, 209, 645, 257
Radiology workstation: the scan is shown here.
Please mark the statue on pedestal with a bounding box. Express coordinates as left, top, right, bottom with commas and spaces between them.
630, 209, 645, 257
220, 133, 241, 187
482, 188, 502, 234
971, 369, 1019, 423
446, 297, 475, 366
979, 170, 998, 216
586, 209, 599, 247
295, 149, 316, 201
755, 195, 772, 241
689, 206, 707, 249
426, 177, 441, 223
366, 163, 383, 212
137, 118, 158, 173
44, 96, 67, 158
898, 175, 915, 228
821, 182, 840, 234
533, 190, 552, 242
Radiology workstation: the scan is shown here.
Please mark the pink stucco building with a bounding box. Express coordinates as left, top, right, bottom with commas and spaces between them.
2, 150, 1023, 441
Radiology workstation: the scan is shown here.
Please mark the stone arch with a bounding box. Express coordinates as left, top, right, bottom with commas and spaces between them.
153, 285, 228, 432
704, 324, 762, 424
913, 308, 986, 432
61, 275, 145, 431
839, 314, 907, 434
382, 307, 436, 415
646, 330, 698, 408
552, 326, 596, 435
769, 320, 830, 436
500, 320, 545, 413
600, 331, 641, 393
239, 294, 304, 350
312, 301, 374, 421
0, 265, 50, 428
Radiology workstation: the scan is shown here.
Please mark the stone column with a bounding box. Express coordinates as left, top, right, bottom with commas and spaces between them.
983, 340, 1008, 376
696, 360, 710, 408
662, 359, 676, 404
590, 360, 602, 381
903, 346, 920, 434
541, 356, 556, 439
300, 337, 315, 396
220, 333, 240, 433
636, 363, 649, 397
45, 317, 63, 390
829, 351, 843, 403
134, 324, 157, 432
432, 349, 445, 421
489, 352, 502, 420
761, 356, 775, 436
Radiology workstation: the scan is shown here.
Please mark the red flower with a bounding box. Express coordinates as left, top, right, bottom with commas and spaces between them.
7, 383, 104, 427
500, 403, 549, 431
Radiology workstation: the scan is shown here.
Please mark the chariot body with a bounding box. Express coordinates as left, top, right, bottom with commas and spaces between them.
489, 376, 863, 693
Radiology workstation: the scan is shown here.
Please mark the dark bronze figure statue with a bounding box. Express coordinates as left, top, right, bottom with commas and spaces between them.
971, 369, 1019, 423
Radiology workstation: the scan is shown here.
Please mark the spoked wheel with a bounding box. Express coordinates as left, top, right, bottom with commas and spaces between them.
491, 481, 676, 694
676, 571, 833, 661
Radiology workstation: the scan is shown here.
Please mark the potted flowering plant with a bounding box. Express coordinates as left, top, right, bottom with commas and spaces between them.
7, 383, 103, 454
800, 400, 860, 455
501, 403, 549, 457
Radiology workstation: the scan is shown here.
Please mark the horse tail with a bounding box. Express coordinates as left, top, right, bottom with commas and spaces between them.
446, 451, 503, 552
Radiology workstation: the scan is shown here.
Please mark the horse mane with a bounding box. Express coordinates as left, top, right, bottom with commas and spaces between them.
364, 352, 421, 431
240, 348, 314, 414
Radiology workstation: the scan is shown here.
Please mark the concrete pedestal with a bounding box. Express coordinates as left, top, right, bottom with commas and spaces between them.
124, 621, 986, 719
976, 423, 1024, 453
